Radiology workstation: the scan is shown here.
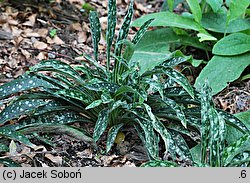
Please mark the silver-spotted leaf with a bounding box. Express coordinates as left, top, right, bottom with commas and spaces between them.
93, 108, 109, 142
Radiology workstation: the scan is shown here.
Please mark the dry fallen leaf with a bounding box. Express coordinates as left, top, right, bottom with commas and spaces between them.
45, 154, 63, 165
20, 48, 31, 59
71, 22, 83, 32
77, 31, 87, 43
36, 52, 47, 60
33, 41, 47, 50
53, 35, 65, 44
23, 14, 37, 27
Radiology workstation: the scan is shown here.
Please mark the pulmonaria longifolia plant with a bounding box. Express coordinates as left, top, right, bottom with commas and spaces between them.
0, 0, 249, 166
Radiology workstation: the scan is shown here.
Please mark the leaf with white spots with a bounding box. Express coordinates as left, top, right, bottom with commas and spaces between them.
30, 60, 84, 85
219, 110, 250, 134
140, 160, 178, 167
162, 97, 187, 128
0, 126, 35, 148
89, 11, 101, 61
85, 100, 102, 110
106, 0, 117, 69
85, 82, 119, 93
115, 0, 134, 57
13, 111, 92, 131
222, 134, 250, 166
162, 67, 195, 98
56, 89, 91, 104
138, 119, 159, 159
132, 18, 154, 45
0, 99, 48, 125
0, 74, 57, 100
93, 108, 110, 142
106, 123, 123, 153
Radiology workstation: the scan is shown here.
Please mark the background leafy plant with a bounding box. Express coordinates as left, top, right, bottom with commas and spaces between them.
132, 0, 250, 95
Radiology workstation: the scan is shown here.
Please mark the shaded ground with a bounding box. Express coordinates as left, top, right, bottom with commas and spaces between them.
0, 0, 249, 167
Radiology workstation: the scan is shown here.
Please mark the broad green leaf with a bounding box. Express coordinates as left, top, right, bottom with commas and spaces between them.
223, 134, 250, 166
186, 0, 202, 23
207, 0, 223, 12
140, 160, 178, 167
131, 50, 190, 76
115, 0, 134, 56
106, 0, 117, 69
202, 13, 250, 33
0, 99, 48, 125
227, 0, 250, 23
89, 11, 101, 61
0, 127, 35, 148
0, 74, 57, 100
132, 12, 202, 31
106, 124, 123, 153
132, 12, 214, 39
135, 28, 210, 52
213, 33, 250, 56
195, 53, 250, 95
93, 108, 109, 142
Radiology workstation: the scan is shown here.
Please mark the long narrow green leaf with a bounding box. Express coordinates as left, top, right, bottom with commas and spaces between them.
140, 160, 178, 167
186, 0, 202, 23
106, 0, 117, 70
0, 127, 35, 148
219, 110, 250, 134
223, 134, 250, 166
0, 99, 48, 125
19, 124, 94, 145
30, 60, 84, 85
132, 18, 154, 45
89, 11, 101, 61
93, 108, 109, 142
56, 89, 91, 103
0, 74, 57, 100
169, 130, 193, 161
0, 159, 22, 167
162, 97, 187, 128
115, 0, 134, 56
13, 111, 92, 131
106, 123, 123, 153
138, 119, 159, 159
162, 67, 195, 98
85, 82, 119, 93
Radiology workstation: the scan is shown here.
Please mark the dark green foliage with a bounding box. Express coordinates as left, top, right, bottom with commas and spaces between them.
0, 0, 249, 167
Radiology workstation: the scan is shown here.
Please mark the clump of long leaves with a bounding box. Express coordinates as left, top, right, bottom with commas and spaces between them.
141, 82, 250, 167
0, 0, 249, 166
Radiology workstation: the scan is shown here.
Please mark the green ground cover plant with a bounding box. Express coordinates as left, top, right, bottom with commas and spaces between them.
0, 0, 249, 167
132, 0, 250, 95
